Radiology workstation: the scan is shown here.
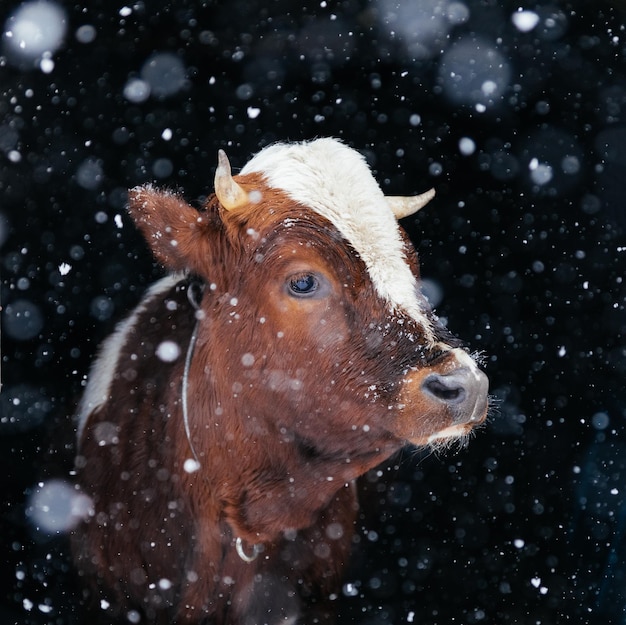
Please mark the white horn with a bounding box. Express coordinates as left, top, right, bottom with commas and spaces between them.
387, 188, 436, 220
214, 149, 249, 211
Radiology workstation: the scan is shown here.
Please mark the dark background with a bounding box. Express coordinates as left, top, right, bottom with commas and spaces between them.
2, 0, 626, 623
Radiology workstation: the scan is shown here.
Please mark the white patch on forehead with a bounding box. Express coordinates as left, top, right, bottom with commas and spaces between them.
241, 138, 435, 342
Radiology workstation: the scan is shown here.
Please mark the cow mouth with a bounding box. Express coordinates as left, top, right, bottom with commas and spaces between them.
404, 423, 475, 449
401, 423, 478, 451
426, 423, 471, 444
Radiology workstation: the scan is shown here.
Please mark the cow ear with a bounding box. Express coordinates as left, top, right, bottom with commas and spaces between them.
127, 185, 212, 272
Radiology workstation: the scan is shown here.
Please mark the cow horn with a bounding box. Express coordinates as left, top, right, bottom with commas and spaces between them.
387, 188, 436, 219
214, 149, 249, 211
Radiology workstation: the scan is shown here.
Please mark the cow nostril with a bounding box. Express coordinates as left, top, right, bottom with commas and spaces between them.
422, 372, 467, 405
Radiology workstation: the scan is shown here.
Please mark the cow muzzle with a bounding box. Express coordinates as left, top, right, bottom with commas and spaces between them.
398, 348, 489, 446
421, 365, 489, 426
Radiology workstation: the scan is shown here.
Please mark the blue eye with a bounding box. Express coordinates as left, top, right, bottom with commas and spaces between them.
288, 274, 319, 297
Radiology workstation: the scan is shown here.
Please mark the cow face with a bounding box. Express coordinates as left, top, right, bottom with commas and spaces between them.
127, 140, 488, 471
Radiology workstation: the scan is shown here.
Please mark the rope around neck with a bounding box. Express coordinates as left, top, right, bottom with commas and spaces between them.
182, 321, 201, 468
182, 280, 203, 468
181, 279, 261, 563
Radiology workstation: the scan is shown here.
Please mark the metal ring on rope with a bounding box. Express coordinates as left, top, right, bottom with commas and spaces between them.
235, 537, 262, 563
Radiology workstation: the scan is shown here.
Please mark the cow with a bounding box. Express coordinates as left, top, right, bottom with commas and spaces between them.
72, 138, 489, 625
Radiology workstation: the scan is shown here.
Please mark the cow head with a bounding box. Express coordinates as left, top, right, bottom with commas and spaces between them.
127, 138, 488, 535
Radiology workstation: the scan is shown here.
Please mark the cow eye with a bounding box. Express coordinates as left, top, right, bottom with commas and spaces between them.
288, 273, 319, 297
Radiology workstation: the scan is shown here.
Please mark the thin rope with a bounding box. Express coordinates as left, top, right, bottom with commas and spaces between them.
181, 280, 262, 561
182, 281, 203, 468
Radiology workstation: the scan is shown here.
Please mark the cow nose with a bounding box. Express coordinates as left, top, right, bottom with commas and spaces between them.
421, 367, 489, 424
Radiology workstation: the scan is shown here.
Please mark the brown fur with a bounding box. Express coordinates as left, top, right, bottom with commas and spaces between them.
72, 175, 487, 624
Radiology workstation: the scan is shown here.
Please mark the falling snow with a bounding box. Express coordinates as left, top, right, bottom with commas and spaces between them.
25, 480, 91, 533
2, 1, 626, 623
155, 340, 181, 362
511, 10, 540, 33
2, 0, 67, 63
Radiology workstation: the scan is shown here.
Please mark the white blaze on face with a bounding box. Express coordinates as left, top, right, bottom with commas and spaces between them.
241, 138, 436, 344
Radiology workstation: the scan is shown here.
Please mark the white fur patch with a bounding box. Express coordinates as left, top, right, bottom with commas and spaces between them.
76, 273, 185, 444
241, 138, 435, 342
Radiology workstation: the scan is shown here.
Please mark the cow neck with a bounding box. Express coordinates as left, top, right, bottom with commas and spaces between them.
181, 277, 262, 564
